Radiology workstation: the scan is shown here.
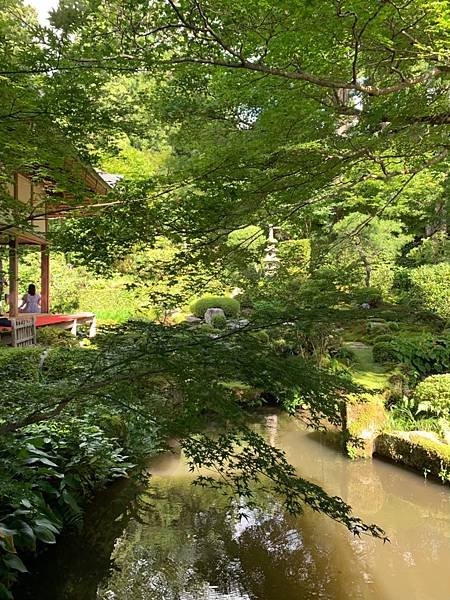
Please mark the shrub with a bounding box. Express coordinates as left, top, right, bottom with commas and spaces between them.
414, 374, 450, 418
211, 314, 227, 329
372, 333, 394, 344
36, 327, 78, 348
190, 295, 240, 318
335, 346, 356, 365
41, 347, 95, 382
373, 342, 397, 365
198, 323, 220, 334
372, 333, 450, 377
366, 320, 389, 334
408, 263, 450, 319
0, 419, 134, 593
353, 287, 383, 308
250, 330, 271, 345
0, 347, 42, 381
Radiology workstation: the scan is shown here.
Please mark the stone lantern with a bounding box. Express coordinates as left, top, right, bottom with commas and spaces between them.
263, 224, 280, 276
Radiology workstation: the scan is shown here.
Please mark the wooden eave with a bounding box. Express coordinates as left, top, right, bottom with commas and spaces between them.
0, 226, 48, 246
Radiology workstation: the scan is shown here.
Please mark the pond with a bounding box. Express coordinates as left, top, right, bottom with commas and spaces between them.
15, 412, 450, 599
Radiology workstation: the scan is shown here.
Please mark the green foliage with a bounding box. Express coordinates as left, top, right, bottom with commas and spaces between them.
335, 346, 356, 366
373, 333, 450, 378
331, 215, 411, 292
0, 420, 134, 591
184, 428, 386, 540
36, 328, 78, 348
4, 0, 450, 589
352, 287, 383, 308
277, 239, 311, 279
408, 263, 450, 319
407, 232, 450, 266
0, 348, 42, 382
414, 375, 450, 419
190, 296, 240, 318
211, 314, 227, 329
372, 334, 394, 344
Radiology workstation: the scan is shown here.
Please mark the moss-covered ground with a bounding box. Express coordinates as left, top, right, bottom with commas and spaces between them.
343, 341, 391, 390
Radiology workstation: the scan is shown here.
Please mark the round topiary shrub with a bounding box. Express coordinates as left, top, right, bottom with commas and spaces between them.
190, 295, 240, 318
414, 374, 450, 418
372, 341, 397, 365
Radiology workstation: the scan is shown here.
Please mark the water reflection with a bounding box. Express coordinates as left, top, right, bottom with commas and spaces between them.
15, 413, 450, 600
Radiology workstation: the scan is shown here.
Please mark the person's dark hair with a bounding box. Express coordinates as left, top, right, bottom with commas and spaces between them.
28, 284, 36, 296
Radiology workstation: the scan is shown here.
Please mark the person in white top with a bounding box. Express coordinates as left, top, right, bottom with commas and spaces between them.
20, 283, 41, 313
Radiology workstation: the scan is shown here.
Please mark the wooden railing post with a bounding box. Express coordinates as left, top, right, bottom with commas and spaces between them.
8, 237, 18, 317
40, 244, 50, 313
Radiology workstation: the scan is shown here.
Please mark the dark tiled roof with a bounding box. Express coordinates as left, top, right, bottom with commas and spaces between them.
94, 169, 123, 188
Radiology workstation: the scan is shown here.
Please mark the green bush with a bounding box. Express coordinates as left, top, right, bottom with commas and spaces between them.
373, 341, 398, 365
211, 314, 227, 329
353, 287, 383, 308
373, 333, 395, 344
41, 347, 94, 382
198, 323, 220, 334
36, 327, 78, 348
0, 419, 133, 593
373, 333, 450, 377
250, 330, 271, 345
335, 346, 356, 365
414, 374, 450, 418
0, 348, 42, 382
408, 263, 450, 319
190, 295, 240, 318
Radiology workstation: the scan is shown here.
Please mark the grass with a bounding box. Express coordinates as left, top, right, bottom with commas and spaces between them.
344, 341, 391, 390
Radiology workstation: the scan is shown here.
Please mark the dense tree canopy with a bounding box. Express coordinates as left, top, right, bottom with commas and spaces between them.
0, 4, 449, 592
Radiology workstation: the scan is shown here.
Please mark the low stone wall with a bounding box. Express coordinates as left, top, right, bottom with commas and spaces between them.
374, 432, 450, 482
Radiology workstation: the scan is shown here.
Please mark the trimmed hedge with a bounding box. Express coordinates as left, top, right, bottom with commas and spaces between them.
190, 296, 240, 318
36, 327, 78, 347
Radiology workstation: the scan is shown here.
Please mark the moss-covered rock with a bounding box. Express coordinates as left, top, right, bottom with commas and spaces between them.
375, 432, 450, 483
343, 393, 387, 458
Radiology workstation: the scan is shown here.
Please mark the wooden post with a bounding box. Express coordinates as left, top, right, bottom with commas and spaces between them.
89, 315, 97, 338
8, 237, 19, 317
40, 245, 50, 314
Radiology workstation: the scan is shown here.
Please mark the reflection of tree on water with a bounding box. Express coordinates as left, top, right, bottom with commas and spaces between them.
96, 478, 384, 600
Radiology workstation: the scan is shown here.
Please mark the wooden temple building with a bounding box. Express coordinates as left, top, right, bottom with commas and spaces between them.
0, 165, 114, 346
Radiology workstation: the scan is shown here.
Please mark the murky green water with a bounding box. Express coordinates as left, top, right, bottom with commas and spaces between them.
15, 413, 450, 599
